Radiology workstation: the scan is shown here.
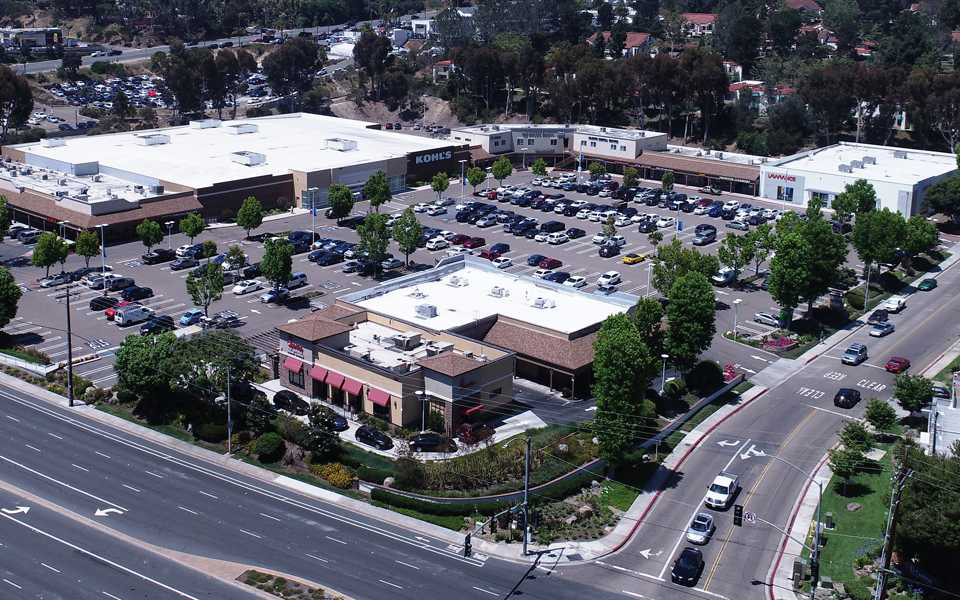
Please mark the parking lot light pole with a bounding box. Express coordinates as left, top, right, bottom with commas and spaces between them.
65, 283, 74, 407
459, 159, 467, 204
164, 221, 174, 251
96, 224, 107, 296
733, 298, 742, 339
659, 354, 669, 394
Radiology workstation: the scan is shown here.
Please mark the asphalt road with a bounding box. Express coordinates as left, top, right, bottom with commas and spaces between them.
558, 239, 960, 600
0, 487, 260, 599
0, 384, 620, 600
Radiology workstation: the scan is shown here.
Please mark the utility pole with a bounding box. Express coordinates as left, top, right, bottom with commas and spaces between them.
226, 368, 232, 455
523, 434, 531, 556
65, 283, 74, 407
873, 459, 912, 600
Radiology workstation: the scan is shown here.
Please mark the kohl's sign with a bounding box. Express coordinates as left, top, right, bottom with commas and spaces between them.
414, 150, 453, 165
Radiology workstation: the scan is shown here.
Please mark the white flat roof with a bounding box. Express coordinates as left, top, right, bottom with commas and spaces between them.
769, 143, 957, 185
352, 262, 631, 334
12, 113, 453, 190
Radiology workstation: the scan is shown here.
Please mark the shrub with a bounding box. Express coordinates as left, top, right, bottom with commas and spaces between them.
355, 465, 393, 484
686, 360, 724, 396
195, 423, 228, 443
371, 489, 510, 516
309, 463, 354, 489
276, 414, 306, 443
394, 457, 425, 490
116, 389, 137, 404
252, 432, 284, 462
663, 378, 686, 401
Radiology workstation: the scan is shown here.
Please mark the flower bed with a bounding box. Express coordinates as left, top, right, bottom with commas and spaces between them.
762, 334, 798, 353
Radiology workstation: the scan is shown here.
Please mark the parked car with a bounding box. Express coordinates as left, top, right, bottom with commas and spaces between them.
104, 300, 133, 321
108, 277, 136, 291
693, 226, 717, 246
273, 390, 310, 416
544, 271, 571, 284
833, 388, 862, 409
671, 547, 705, 586
463, 237, 486, 249
598, 271, 622, 287
140, 315, 175, 335
883, 295, 907, 313
39, 273, 70, 288
260, 287, 290, 303
179, 308, 205, 326
753, 312, 780, 327
884, 356, 911, 373
355, 425, 393, 450
492, 257, 512, 269
426, 238, 449, 251
232, 280, 263, 295
115, 304, 154, 327
527, 254, 546, 266
622, 253, 645, 265
712, 267, 737, 286
567, 227, 586, 239
89, 296, 120, 311
564, 275, 587, 288
656, 216, 676, 228
539, 257, 562, 270
409, 432, 457, 453
121, 286, 153, 301
141, 248, 176, 264
599, 243, 620, 258
382, 258, 404, 270
686, 513, 715, 545
917, 278, 937, 291
171, 257, 199, 271
726, 219, 750, 231
176, 243, 204, 258
705, 472, 739, 509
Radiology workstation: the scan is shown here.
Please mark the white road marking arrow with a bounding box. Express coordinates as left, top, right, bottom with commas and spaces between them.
94, 508, 124, 517
1, 506, 29, 515
584, 406, 598, 412
750, 355, 771, 363
741, 367, 758, 374
717, 440, 739, 447
637, 549, 662, 559
250, 309, 261, 314
740, 445, 766, 460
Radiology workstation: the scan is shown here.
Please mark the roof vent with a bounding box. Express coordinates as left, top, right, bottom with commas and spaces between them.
58, 178, 67, 186
148, 185, 164, 195
446, 275, 469, 287
838, 164, 852, 173
321, 137, 357, 151
225, 123, 258, 135
531, 297, 556, 309
415, 303, 438, 319
42, 138, 65, 148
717, 152, 724, 159
851, 160, 863, 169
894, 150, 908, 159
230, 151, 266, 166
190, 118, 221, 129
489, 285, 509, 298
863, 155, 877, 165
137, 133, 170, 146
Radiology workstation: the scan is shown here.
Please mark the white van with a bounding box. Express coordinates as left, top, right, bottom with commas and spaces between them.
288, 272, 308, 289
115, 305, 154, 327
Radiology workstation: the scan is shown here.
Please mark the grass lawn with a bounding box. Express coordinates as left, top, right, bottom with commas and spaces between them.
933, 354, 960, 384
0, 347, 50, 365
600, 480, 640, 512
371, 501, 466, 531
803, 445, 891, 599
680, 392, 736, 433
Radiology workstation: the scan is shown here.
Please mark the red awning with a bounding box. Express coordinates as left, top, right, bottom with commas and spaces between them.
309, 366, 328, 381
342, 377, 363, 396
283, 357, 303, 372
369, 388, 390, 407
326, 371, 345, 390
464, 404, 484, 416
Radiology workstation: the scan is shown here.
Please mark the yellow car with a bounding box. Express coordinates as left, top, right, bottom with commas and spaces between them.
622, 253, 646, 265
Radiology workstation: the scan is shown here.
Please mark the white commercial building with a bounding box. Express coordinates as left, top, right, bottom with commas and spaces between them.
759, 143, 958, 216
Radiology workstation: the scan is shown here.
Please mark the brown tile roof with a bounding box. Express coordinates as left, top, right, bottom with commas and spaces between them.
482, 320, 596, 372
588, 31, 652, 48
3, 191, 202, 229
636, 151, 760, 183
417, 351, 487, 377
312, 304, 363, 323
278, 317, 353, 342
681, 12, 717, 25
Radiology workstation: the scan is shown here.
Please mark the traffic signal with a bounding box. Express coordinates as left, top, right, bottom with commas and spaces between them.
810, 559, 819, 584
733, 504, 743, 527
463, 533, 472, 557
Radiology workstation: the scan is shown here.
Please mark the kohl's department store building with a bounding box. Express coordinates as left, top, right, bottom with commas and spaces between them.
759, 143, 959, 216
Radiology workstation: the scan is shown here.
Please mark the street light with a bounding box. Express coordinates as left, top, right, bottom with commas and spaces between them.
659, 354, 669, 394
164, 220, 174, 251
503, 435, 532, 557
459, 159, 467, 204
732, 298, 742, 339
96, 224, 107, 297
519, 145, 528, 170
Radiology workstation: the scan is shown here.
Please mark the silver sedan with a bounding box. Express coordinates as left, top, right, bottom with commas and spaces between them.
686, 512, 715, 545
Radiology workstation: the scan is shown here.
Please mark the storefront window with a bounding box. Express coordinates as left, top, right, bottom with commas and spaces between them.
288, 369, 304, 388
777, 186, 794, 202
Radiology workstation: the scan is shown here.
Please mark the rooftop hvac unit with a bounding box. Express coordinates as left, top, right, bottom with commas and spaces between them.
600, 127, 607, 132
137, 133, 170, 146
415, 303, 438, 319
851, 160, 863, 169
58, 178, 67, 186
321, 137, 357, 152
225, 123, 258, 135
148, 185, 164, 195
134, 185, 143, 192
392, 331, 422, 351
532, 297, 556, 309
489, 285, 509, 298
863, 155, 877, 165
230, 151, 266, 166
92, 174, 102, 182
189, 119, 221, 129
54, 190, 67, 197
40, 173, 48, 180
446, 275, 469, 287
717, 152, 724, 159
838, 164, 853, 173
426, 341, 454, 356
42, 138, 65, 148
894, 150, 908, 159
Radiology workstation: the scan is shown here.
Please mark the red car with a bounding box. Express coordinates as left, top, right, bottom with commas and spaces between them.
486, 190, 498, 200
463, 237, 486, 249
884, 356, 911, 373
479, 248, 502, 260
449, 234, 471, 246
539, 257, 563, 270
104, 300, 132, 320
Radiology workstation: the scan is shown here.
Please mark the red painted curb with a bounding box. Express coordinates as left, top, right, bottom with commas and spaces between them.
766, 451, 831, 600
601, 387, 769, 558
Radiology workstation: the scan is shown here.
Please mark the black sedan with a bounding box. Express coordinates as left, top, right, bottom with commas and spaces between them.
544, 271, 571, 284
671, 547, 704, 586
409, 432, 457, 453
527, 254, 547, 266
355, 425, 393, 450
121, 286, 153, 301
89, 296, 119, 311
139, 315, 175, 335
170, 257, 199, 271
567, 227, 586, 239
141, 248, 176, 264
273, 390, 310, 416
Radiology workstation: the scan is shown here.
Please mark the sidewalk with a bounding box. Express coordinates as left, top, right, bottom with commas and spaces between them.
206, 208, 310, 230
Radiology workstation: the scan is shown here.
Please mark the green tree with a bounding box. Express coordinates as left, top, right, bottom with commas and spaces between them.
767, 230, 809, 320
832, 179, 877, 222
0, 267, 22, 329
491, 156, 513, 186
261, 238, 293, 290
391, 208, 422, 266
0, 196, 11, 238
226, 245, 246, 277
519, 158, 541, 180
363, 170, 392, 213
665, 272, 717, 370
902, 215, 939, 272
651, 238, 720, 296
112, 90, 132, 119
430, 171, 450, 203
716, 234, 751, 282
60, 52, 82, 78
176, 331, 259, 400
592, 314, 656, 462
633, 296, 664, 356
114, 332, 180, 401
747, 223, 774, 277
588, 161, 606, 180
661, 171, 675, 192
179, 212, 205, 244
852, 208, 905, 282
648, 230, 663, 248
467, 166, 486, 194
235, 196, 264, 240
32, 232, 68, 277
864, 398, 897, 435
924, 176, 960, 223
199, 240, 218, 262
185, 262, 224, 317
136, 219, 164, 253
838, 420, 874, 453
623, 167, 639, 189
0, 66, 33, 143
327, 184, 354, 224
823, 0, 861, 54
782, 209, 849, 312
75, 231, 100, 269
602, 215, 617, 237
828, 446, 863, 494
894, 374, 932, 413
357, 212, 390, 273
